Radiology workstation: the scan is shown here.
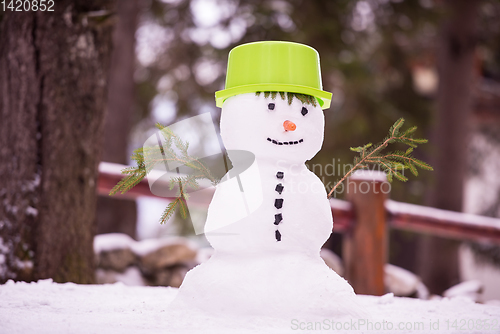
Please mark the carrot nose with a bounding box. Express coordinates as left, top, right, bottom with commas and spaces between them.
283, 120, 296, 131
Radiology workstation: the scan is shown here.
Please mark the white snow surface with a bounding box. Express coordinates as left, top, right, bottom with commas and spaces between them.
1, 279, 499, 334
129, 236, 194, 257
386, 199, 500, 230
94, 233, 135, 253
93, 233, 196, 257
350, 169, 388, 182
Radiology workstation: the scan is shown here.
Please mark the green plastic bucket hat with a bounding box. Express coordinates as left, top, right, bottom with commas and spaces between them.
215, 41, 332, 109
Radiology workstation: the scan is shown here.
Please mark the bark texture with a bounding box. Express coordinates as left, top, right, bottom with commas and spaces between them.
96, 0, 138, 239
418, 0, 480, 294
0, 1, 115, 283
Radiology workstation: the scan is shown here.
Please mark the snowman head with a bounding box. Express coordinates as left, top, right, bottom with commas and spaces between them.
220, 91, 325, 164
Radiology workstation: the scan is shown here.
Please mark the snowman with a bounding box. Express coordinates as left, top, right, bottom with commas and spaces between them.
169, 41, 365, 320
204, 90, 333, 255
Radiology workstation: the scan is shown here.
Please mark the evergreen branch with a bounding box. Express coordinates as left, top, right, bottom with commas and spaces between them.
110, 124, 222, 226
408, 162, 418, 177
327, 118, 432, 198
328, 138, 392, 197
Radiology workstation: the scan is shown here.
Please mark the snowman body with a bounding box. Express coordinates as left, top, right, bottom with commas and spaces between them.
206, 159, 332, 255
169, 93, 365, 319
206, 92, 331, 254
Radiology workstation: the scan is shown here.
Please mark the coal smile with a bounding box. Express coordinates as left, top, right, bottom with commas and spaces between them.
267, 137, 304, 146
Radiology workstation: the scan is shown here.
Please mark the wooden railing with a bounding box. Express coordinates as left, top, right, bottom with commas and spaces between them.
97, 162, 500, 295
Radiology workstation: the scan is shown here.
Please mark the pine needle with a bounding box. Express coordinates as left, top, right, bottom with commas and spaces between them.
255, 91, 317, 107
160, 199, 180, 224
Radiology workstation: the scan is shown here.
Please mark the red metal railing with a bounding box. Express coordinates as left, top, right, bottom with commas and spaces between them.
98, 162, 500, 243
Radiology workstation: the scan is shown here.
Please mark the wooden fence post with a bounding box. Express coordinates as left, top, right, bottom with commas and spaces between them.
343, 170, 388, 295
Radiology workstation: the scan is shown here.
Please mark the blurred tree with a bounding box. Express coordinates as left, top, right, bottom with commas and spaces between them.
0, 1, 115, 283
417, 0, 481, 294
96, 0, 139, 239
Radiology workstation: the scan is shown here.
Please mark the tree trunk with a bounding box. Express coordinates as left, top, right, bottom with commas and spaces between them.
96, 0, 138, 239
0, 1, 115, 283
418, 0, 480, 294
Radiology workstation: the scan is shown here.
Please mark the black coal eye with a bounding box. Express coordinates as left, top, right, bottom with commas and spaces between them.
268, 103, 275, 110
301, 107, 308, 116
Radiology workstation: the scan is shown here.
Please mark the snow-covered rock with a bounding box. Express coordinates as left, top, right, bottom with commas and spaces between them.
93, 234, 198, 287
96, 248, 136, 272
384, 263, 429, 299
94, 233, 135, 254
94, 233, 137, 272
443, 280, 484, 303
136, 240, 196, 274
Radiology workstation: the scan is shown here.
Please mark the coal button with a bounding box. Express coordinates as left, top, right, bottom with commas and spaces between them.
274, 199, 283, 209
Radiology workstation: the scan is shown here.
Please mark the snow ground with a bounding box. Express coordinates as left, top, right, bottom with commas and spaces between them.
1, 280, 499, 334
